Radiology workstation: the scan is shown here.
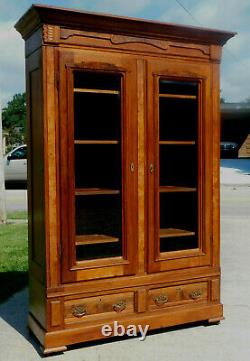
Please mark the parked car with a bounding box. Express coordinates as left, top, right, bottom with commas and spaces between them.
220, 141, 238, 158
4, 145, 27, 184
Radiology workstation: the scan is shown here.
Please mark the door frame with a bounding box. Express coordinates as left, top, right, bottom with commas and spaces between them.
58, 48, 138, 283
146, 59, 213, 273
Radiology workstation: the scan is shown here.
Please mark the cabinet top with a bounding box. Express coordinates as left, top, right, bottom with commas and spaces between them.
15, 4, 235, 46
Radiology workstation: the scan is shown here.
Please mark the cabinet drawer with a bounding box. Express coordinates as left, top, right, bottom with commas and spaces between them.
148, 282, 208, 311
64, 292, 134, 324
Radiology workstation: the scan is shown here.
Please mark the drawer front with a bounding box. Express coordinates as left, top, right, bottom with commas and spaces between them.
148, 282, 208, 311
64, 292, 134, 324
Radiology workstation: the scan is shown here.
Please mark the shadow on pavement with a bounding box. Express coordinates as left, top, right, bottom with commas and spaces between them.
0, 288, 41, 356
0, 272, 28, 303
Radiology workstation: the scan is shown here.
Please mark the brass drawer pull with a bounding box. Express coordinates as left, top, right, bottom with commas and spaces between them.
189, 289, 202, 300
153, 294, 168, 306
72, 304, 87, 318
113, 300, 126, 313
130, 162, 135, 173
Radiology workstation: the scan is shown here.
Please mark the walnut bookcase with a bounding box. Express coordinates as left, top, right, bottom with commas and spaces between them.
15, 4, 235, 354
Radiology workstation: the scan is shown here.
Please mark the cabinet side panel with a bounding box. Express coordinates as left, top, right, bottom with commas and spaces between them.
211, 61, 221, 267
29, 67, 45, 268
26, 48, 47, 328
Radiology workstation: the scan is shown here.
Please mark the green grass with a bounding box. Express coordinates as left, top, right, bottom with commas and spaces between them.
7, 211, 27, 220
0, 223, 28, 302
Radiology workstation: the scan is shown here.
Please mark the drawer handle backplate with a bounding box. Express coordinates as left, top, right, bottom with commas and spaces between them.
113, 300, 127, 312
72, 304, 87, 318
189, 289, 202, 300
153, 294, 168, 306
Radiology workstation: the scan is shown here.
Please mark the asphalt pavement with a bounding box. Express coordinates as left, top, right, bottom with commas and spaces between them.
0, 160, 250, 360
5, 189, 27, 212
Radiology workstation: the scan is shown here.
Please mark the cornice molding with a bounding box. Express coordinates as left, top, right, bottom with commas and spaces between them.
15, 4, 236, 46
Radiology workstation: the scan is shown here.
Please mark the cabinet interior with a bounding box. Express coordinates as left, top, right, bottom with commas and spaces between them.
73, 70, 123, 261
158, 79, 199, 253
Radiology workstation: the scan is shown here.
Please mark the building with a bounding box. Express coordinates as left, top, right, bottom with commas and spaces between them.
221, 103, 250, 158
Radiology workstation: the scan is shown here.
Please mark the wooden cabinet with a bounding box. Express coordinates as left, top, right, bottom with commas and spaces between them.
15, 4, 235, 354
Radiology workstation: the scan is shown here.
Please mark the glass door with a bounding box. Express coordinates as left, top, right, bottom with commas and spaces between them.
147, 60, 212, 273
59, 50, 138, 282
159, 79, 198, 253
74, 71, 123, 262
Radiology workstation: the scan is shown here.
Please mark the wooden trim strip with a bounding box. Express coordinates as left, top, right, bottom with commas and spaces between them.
160, 228, 195, 238
160, 186, 197, 193
159, 140, 195, 145
75, 188, 120, 195
74, 139, 120, 144
74, 140, 119, 144
76, 234, 119, 245
74, 88, 120, 95
159, 94, 197, 99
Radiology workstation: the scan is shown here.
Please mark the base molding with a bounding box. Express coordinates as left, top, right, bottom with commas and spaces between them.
43, 346, 67, 355
207, 316, 225, 325
28, 303, 223, 354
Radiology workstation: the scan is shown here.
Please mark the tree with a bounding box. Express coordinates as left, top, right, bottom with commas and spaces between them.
2, 93, 26, 150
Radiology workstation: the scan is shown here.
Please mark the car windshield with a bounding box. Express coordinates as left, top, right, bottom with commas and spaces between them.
11, 147, 27, 159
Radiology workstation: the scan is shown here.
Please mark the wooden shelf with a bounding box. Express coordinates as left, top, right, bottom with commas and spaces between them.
74, 140, 119, 145
159, 94, 196, 100
74, 88, 120, 95
159, 140, 195, 145
160, 186, 197, 193
160, 228, 195, 238
76, 234, 119, 246
75, 188, 120, 196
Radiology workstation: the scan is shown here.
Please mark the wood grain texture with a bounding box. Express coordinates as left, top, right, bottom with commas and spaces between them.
135, 288, 147, 313
16, 5, 230, 351
15, 4, 235, 45
160, 228, 196, 238
211, 278, 220, 303
137, 58, 146, 275
59, 48, 138, 282
75, 234, 119, 245
75, 188, 120, 195
50, 300, 63, 327
211, 62, 221, 268
29, 303, 223, 352
64, 291, 134, 324
147, 58, 212, 274
148, 281, 208, 310
160, 186, 197, 193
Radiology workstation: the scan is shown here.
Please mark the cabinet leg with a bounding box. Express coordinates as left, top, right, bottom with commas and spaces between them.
206, 316, 224, 325
42, 346, 67, 355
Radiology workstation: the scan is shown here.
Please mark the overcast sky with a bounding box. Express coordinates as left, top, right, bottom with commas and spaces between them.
0, 0, 249, 106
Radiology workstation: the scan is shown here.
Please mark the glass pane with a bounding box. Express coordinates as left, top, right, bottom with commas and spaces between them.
160, 145, 197, 187
75, 195, 122, 260
74, 72, 121, 140
158, 79, 199, 253
159, 98, 197, 140
74, 144, 121, 189
73, 70, 123, 261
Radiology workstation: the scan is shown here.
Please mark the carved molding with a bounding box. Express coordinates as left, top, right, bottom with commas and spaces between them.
61, 28, 168, 50
43, 24, 59, 43
210, 44, 222, 62
169, 42, 210, 57
111, 35, 168, 50
59, 28, 210, 59
60, 29, 110, 41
